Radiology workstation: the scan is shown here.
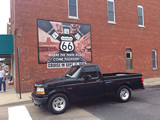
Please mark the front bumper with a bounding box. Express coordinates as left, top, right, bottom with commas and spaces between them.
31, 92, 48, 106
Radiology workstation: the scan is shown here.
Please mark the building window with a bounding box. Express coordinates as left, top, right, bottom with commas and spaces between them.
68, 0, 78, 19
152, 50, 157, 70
126, 49, 132, 70
137, 5, 144, 27
107, 0, 115, 24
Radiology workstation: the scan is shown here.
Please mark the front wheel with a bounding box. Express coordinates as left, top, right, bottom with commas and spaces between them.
116, 85, 131, 102
48, 93, 69, 114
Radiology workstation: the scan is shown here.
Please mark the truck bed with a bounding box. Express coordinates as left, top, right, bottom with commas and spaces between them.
102, 72, 142, 78
102, 72, 143, 91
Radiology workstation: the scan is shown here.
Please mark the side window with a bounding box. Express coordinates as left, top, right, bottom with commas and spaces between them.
137, 5, 144, 27
107, 0, 115, 23
68, 0, 78, 19
126, 49, 132, 70
84, 66, 98, 78
152, 50, 157, 70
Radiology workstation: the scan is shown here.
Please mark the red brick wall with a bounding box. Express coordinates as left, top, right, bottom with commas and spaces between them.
11, 0, 160, 92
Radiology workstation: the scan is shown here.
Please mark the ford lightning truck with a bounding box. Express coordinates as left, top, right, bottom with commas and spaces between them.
31, 64, 144, 114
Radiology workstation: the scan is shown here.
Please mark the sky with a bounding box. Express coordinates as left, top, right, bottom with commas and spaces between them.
0, 0, 10, 34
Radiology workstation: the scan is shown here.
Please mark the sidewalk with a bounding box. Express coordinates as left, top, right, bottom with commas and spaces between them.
144, 77, 160, 86
0, 81, 31, 106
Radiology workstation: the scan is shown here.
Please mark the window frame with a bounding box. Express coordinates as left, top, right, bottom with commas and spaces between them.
137, 5, 145, 27
126, 51, 132, 59
126, 49, 132, 70
68, 0, 79, 20
83, 66, 99, 79
107, 0, 116, 24
152, 50, 158, 70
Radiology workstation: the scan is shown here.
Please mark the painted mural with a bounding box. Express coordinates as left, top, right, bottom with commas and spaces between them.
37, 19, 92, 68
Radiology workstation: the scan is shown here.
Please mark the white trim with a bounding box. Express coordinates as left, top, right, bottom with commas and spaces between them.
107, 0, 116, 23
68, 0, 79, 19
68, 16, 79, 20
108, 21, 116, 24
138, 25, 145, 28
137, 5, 143, 8
107, 0, 114, 2
137, 5, 144, 27
152, 50, 157, 70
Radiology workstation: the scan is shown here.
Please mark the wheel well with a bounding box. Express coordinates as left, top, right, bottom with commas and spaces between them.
47, 92, 70, 103
116, 84, 132, 92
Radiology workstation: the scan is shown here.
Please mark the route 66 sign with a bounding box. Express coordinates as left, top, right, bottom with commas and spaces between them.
60, 36, 75, 52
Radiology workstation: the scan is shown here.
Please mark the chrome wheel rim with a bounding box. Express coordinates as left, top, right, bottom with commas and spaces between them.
52, 97, 66, 111
120, 88, 129, 100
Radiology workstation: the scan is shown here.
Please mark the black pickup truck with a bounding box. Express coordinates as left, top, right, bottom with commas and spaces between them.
31, 64, 144, 114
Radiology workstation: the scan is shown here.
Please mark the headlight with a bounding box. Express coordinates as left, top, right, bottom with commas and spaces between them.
36, 87, 45, 95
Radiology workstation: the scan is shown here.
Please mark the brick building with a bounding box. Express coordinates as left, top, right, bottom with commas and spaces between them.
10, 0, 160, 92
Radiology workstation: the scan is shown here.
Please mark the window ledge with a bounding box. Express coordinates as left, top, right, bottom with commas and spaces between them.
108, 21, 116, 24
153, 68, 158, 71
138, 25, 145, 28
126, 69, 133, 71
68, 16, 79, 20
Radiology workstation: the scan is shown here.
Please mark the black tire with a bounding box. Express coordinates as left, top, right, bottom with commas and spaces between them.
48, 93, 69, 114
116, 85, 131, 102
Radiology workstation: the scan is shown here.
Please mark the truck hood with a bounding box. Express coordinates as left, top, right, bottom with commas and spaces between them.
35, 76, 71, 86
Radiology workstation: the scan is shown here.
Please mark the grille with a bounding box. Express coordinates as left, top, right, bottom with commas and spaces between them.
34, 86, 37, 94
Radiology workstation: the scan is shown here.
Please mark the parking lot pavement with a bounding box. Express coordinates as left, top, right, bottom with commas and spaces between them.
0, 103, 101, 120
76, 86, 160, 120
0, 81, 100, 120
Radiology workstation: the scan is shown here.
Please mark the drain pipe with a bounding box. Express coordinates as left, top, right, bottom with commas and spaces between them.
17, 48, 21, 99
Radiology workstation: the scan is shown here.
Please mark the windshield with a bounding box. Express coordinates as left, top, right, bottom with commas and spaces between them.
65, 66, 82, 78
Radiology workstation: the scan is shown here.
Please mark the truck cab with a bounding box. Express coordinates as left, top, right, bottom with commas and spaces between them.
32, 64, 144, 114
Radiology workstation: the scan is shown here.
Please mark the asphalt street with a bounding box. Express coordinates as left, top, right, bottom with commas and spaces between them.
76, 85, 160, 120
0, 101, 100, 120
0, 85, 160, 120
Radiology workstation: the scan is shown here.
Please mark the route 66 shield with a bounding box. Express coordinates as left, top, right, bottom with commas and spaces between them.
60, 41, 75, 52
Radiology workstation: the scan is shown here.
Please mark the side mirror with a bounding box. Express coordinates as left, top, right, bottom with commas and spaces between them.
84, 75, 92, 80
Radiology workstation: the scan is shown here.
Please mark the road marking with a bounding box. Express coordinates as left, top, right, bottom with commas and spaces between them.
8, 105, 32, 120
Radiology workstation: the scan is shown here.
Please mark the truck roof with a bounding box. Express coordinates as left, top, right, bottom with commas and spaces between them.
83, 64, 98, 66
73, 64, 98, 67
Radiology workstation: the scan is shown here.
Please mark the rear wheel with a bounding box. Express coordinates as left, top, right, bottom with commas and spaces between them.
48, 93, 69, 114
116, 85, 131, 102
